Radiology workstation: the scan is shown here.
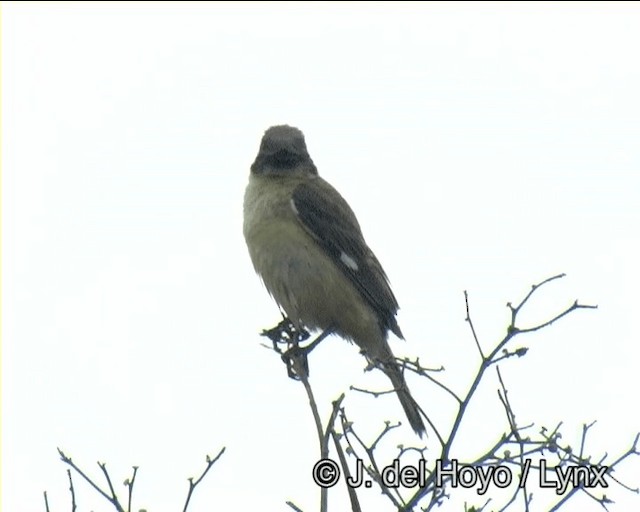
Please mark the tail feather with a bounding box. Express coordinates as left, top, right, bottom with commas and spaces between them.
383, 362, 426, 437
355, 329, 426, 437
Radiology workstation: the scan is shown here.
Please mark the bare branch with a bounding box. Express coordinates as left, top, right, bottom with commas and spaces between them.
67, 469, 77, 512
257, 274, 635, 512
98, 462, 121, 510
58, 448, 125, 512
404, 274, 600, 510
125, 466, 138, 512
465, 290, 485, 359
322, 394, 346, 458
331, 428, 362, 512
515, 300, 598, 335
507, 273, 566, 318
182, 447, 226, 512
285, 501, 305, 512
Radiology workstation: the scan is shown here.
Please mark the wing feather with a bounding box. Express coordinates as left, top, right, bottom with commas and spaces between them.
292, 178, 403, 338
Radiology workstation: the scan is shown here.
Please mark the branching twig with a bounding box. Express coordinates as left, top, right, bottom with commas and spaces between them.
261, 274, 638, 512
98, 461, 121, 509
339, 409, 405, 509
323, 395, 346, 458
331, 427, 362, 512
403, 275, 597, 510
495, 367, 531, 511
182, 447, 226, 512
124, 466, 138, 512
288, 330, 337, 512
265, 322, 349, 512
58, 448, 125, 512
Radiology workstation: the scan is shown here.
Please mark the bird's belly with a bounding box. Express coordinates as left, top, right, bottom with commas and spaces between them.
246, 220, 378, 343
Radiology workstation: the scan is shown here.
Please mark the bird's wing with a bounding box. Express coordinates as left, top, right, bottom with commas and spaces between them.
291, 177, 403, 338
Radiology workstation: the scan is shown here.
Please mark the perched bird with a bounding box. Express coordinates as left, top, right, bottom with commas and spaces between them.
243, 125, 425, 437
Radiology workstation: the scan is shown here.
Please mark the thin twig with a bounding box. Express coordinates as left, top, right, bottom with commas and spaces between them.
405, 274, 597, 510
267, 323, 339, 512
58, 448, 125, 512
288, 331, 333, 511
339, 410, 404, 508
126, 466, 138, 512
182, 447, 226, 512
293, 350, 325, 451
322, 395, 345, 458
331, 428, 362, 512
579, 421, 597, 461
465, 290, 485, 359
507, 273, 566, 319
516, 300, 598, 334
98, 462, 121, 509
67, 469, 77, 512
496, 367, 531, 512
349, 385, 395, 397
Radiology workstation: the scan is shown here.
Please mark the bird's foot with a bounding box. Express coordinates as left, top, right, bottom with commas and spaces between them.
261, 319, 333, 380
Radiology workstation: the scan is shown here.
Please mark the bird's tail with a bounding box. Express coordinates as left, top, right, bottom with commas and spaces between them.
381, 360, 426, 438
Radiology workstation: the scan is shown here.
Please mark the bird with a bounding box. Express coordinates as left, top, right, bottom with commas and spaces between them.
243, 125, 426, 437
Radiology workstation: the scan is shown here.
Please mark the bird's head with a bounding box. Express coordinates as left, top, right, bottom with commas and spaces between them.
251, 125, 318, 176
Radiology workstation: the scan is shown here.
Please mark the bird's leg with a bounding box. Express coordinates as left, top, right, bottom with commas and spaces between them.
281, 327, 334, 380
261, 319, 333, 380
261, 316, 309, 353
261, 316, 309, 379
302, 327, 334, 353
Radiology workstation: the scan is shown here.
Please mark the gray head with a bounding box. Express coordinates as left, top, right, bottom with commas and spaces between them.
251, 125, 317, 176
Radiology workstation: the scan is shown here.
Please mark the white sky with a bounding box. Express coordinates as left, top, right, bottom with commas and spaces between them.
3, 2, 640, 511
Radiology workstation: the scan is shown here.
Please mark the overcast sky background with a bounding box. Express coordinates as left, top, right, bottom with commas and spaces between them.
3, 3, 640, 511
